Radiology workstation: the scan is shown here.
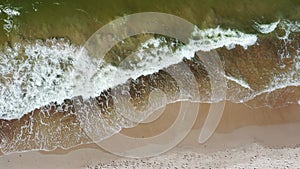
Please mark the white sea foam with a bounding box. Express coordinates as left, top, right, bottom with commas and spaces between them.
0, 21, 299, 120
277, 20, 300, 41
191, 26, 258, 50
0, 39, 78, 119
0, 26, 257, 120
254, 20, 280, 34
244, 71, 300, 106
232, 20, 300, 105
224, 75, 252, 90
0, 5, 21, 33
72, 27, 258, 99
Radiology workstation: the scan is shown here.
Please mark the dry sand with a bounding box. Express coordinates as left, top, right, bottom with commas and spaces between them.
0, 101, 299, 169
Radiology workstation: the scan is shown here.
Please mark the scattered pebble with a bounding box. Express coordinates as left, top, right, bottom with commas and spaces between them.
86, 143, 300, 169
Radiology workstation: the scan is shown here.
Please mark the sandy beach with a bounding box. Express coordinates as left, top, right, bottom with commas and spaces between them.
0, 101, 299, 169
0, 1, 300, 169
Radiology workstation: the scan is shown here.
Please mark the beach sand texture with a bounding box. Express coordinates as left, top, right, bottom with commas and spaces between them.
0, 102, 299, 169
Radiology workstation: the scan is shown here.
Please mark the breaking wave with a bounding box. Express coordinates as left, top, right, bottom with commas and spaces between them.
0, 26, 258, 120
0, 19, 299, 154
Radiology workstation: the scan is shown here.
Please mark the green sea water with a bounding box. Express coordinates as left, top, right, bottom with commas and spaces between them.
1, 0, 300, 45
0, 0, 300, 155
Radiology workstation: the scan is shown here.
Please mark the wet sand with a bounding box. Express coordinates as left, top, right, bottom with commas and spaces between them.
1, 1, 300, 168
0, 101, 299, 168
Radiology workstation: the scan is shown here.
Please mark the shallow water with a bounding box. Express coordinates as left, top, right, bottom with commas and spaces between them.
1, 0, 300, 43
0, 0, 299, 155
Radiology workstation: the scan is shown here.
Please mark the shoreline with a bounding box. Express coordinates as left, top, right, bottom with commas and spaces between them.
0, 1, 299, 168
1, 28, 300, 155
0, 101, 299, 168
